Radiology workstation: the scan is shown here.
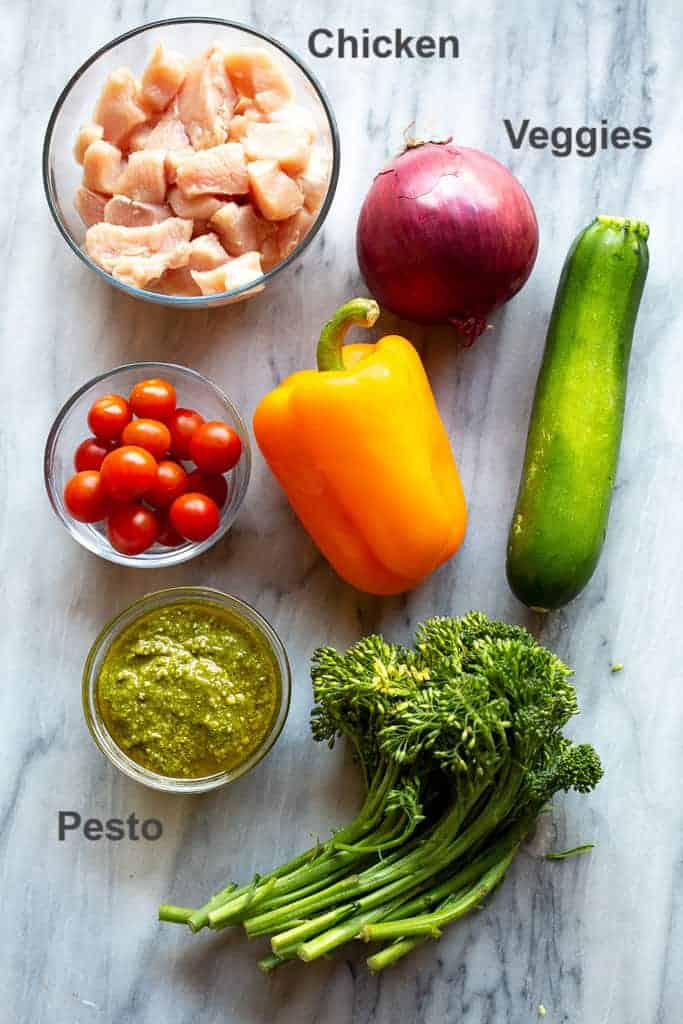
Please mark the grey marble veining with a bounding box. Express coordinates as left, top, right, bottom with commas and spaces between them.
1, 1, 681, 1021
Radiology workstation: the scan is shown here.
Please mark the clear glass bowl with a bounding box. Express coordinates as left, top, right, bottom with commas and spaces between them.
44, 361, 251, 566
43, 16, 340, 308
82, 587, 291, 793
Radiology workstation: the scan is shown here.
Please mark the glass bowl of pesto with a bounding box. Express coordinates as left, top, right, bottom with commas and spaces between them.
82, 587, 291, 793
44, 361, 251, 566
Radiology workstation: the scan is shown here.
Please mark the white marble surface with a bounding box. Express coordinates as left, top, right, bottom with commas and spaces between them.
2, 1, 682, 1021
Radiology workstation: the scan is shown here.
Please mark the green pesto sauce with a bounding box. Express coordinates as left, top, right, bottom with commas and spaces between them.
96, 602, 280, 779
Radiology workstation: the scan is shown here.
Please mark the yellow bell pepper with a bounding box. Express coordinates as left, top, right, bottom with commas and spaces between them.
253, 299, 467, 595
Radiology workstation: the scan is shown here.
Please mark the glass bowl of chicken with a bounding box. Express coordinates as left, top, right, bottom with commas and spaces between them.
43, 17, 340, 307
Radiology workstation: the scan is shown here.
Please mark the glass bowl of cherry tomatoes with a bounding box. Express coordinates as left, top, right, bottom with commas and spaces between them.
44, 361, 251, 566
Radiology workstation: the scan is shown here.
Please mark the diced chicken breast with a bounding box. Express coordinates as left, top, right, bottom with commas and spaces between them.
125, 122, 156, 152
210, 201, 275, 256
75, 186, 108, 227
297, 147, 331, 213
85, 217, 192, 287
233, 95, 255, 116
191, 250, 264, 298
85, 216, 192, 265
74, 122, 104, 164
115, 149, 167, 204
268, 103, 318, 144
104, 195, 172, 227
177, 46, 237, 149
82, 140, 123, 194
188, 232, 230, 271
144, 106, 191, 150
228, 109, 263, 142
248, 159, 304, 221
141, 43, 187, 112
167, 187, 223, 221
260, 208, 314, 270
224, 49, 293, 112
191, 219, 212, 238
176, 143, 248, 197
113, 252, 188, 289
276, 207, 314, 258
242, 121, 310, 175
150, 266, 202, 297
94, 68, 147, 146
164, 149, 191, 185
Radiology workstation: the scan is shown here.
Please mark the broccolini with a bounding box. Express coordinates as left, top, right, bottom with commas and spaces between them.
160, 612, 602, 972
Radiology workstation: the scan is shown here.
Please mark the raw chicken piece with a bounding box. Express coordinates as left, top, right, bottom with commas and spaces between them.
74, 122, 104, 164
242, 121, 310, 175
297, 147, 330, 213
248, 159, 303, 221
113, 252, 186, 288
151, 267, 202, 297
75, 186, 107, 227
144, 106, 191, 151
228, 109, 263, 142
141, 43, 187, 112
224, 49, 293, 112
233, 95, 256, 115
210, 202, 275, 256
82, 140, 123, 194
167, 186, 223, 221
125, 122, 156, 152
176, 143, 248, 197
94, 68, 147, 146
85, 217, 192, 266
85, 218, 192, 287
164, 149, 191, 185
268, 103, 318, 144
276, 207, 314, 258
177, 46, 236, 149
260, 208, 313, 270
115, 150, 167, 204
191, 250, 264, 298
188, 233, 229, 271
191, 219, 212, 238
104, 195, 172, 227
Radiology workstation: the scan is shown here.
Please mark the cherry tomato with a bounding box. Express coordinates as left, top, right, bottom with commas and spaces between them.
121, 418, 172, 461
189, 421, 243, 474
107, 503, 159, 556
87, 394, 131, 441
170, 492, 220, 542
186, 469, 229, 508
167, 407, 204, 460
146, 460, 190, 508
64, 471, 110, 523
156, 516, 185, 547
100, 445, 157, 502
74, 436, 117, 472
129, 378, 177, 421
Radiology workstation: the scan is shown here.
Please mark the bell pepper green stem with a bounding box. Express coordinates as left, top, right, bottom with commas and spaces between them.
316, 299, 380, 372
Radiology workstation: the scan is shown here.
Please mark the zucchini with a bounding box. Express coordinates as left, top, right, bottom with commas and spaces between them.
506, 215, 649, 611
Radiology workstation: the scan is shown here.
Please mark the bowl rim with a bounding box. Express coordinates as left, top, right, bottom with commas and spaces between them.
82, 586, 292, 793
43, 360, 252, 567
42, 15, 341, 307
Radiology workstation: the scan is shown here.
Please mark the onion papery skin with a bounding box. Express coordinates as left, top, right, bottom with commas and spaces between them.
356, 142, 539, 342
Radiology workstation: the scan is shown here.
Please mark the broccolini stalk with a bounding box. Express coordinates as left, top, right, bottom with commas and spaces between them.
362, 846, 519, 942
366, 935, 428, 973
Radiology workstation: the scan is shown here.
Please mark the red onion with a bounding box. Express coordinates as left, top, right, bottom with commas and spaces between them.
356, 141, 539, 342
